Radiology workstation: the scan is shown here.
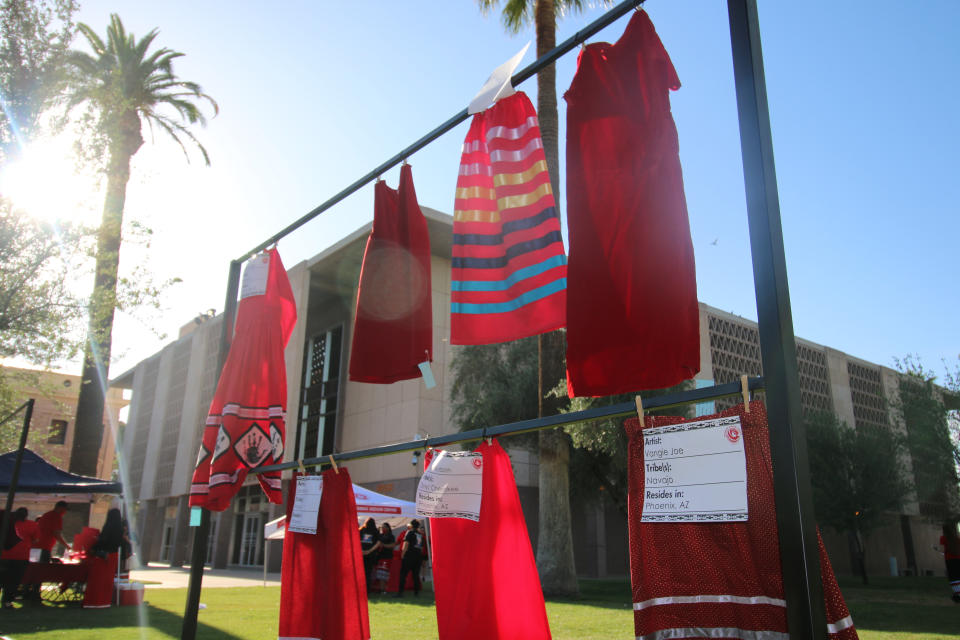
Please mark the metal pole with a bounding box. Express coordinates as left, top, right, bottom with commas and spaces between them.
181, 260, 242, 640
0, 399, 35, 551
237, 0, 645, 262
252, 378, 765, 476
727, 1, 826, 637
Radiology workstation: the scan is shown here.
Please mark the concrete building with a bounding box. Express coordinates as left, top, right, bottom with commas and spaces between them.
112, 211, 954, 578
1, 365, 127, 538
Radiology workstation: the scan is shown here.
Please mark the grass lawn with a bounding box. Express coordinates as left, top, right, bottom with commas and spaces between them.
0, 576, 955, 639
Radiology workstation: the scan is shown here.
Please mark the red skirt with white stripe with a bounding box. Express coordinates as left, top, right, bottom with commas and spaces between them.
626, 402, 857, 640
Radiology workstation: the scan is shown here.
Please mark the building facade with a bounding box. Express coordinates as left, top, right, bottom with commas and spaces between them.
112, 211, 951, 578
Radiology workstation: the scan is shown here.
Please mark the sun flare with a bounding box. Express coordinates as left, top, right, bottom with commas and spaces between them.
0, 137, 99, 226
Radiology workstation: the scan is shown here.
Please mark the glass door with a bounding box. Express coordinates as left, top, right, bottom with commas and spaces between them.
238, 512, 262, 567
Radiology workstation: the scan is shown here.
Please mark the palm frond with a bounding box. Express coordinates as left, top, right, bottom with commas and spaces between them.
151, 114, 210, 166
501, 0, 533, 33
75, 22, 107, 56
66, 13, 217, 165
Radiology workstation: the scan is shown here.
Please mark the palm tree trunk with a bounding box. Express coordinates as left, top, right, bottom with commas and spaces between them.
533, 0, 579, 597
69, 143, 133, 477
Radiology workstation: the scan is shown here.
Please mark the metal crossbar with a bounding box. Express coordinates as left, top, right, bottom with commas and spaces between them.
251, 377, 765, 475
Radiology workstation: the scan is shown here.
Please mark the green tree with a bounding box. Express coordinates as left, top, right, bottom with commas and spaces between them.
0, 0, 84, 434
0, 0, 77, 164
450, 336, 541, 433
562, 382, 693, 516
449, 330, 573, 594
476, 0, 600, 597
941, 356, 960, 469
0, 207, 84, 365
894, 355, 960, 520
64, 14, 216, 476
805, 411, 912, 584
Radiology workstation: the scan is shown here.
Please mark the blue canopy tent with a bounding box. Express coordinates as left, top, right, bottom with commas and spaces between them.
0, 449, 122, 495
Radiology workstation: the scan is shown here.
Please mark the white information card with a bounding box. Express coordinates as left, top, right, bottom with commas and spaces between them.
641, 415, 748, 523
240, 253, 269, 299
288, 475, 324, 535
416, 450, 483, 521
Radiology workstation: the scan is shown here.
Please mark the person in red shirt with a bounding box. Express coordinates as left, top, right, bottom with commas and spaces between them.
36, 501, 70, 562
1, 508, 35, 608
939, 518, 960, 603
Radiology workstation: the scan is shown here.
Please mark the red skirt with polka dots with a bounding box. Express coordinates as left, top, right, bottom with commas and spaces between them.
625, 401, 857, 640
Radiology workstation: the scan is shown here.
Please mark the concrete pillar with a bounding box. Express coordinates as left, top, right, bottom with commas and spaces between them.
824, 348, 855, 428
213, 510, 233, 569
169, 495, 191, 567
595, 499, 607, 578
137, 499, 162, 565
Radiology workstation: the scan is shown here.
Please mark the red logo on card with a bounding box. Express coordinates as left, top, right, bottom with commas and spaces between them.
725, 426, 741, 443
472, 458, 482, 469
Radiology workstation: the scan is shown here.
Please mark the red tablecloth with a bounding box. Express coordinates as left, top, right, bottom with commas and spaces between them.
21, 562, 89, 584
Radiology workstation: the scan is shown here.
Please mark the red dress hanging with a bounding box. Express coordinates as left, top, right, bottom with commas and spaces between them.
279, 469, 370, 640
428, 440, 551, 640
451, 91, 567, 345
190, 247, 297, 511
349, 164, 433, 383
564, 10, 699, 397
625, 402, 857, 640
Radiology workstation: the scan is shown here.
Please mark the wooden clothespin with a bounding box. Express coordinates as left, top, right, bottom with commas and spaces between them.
635, 395, 645, 426
741, 374, 751, 412
297, 459, 306, 475
329, 454, 339, 474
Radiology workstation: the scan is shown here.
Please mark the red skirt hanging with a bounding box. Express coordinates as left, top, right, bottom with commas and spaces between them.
564, 10, 699, 396
279, 469, 370, 640
190, 247, 297, 511
349, 164, 432, 383
428, 440, 551, 640
625, 402, 857, 640
451, 91, 567, 345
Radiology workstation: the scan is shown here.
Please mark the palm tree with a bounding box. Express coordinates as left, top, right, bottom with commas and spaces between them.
476, 0, 598, 597
65, 14, 217, 477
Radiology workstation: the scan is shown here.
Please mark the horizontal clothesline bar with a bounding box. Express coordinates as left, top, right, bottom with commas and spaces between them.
238, 0, 646, 262
251, 376, 764, 476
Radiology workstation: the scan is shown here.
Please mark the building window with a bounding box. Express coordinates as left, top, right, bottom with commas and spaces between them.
295, 326, 343, 461
231, 486, 268, 567
47, 419, 67, 445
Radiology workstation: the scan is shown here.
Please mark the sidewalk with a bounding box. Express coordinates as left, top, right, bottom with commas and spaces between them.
129, 563, 281, 589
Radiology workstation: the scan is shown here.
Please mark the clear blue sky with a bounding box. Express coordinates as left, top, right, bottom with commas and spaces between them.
67, 0, 958, 380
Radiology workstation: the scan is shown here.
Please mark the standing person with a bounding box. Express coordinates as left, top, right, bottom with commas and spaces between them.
396, 519, 425, 598
373, 522, 395, 594
36, 501, 70, 562
0, 508, 34, 608
940, 518, 960, 603
358, 517, 379, 593
84, 508, 125, 609
119, 518, 133, 572
91, 508, 124, 558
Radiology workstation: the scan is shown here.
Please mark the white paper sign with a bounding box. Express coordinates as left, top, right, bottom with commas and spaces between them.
641, 415, 748, 523
240, 253, 270, 299
468, 42, 530, 115
416, 450, 483, 521
288, 475, 324, 534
